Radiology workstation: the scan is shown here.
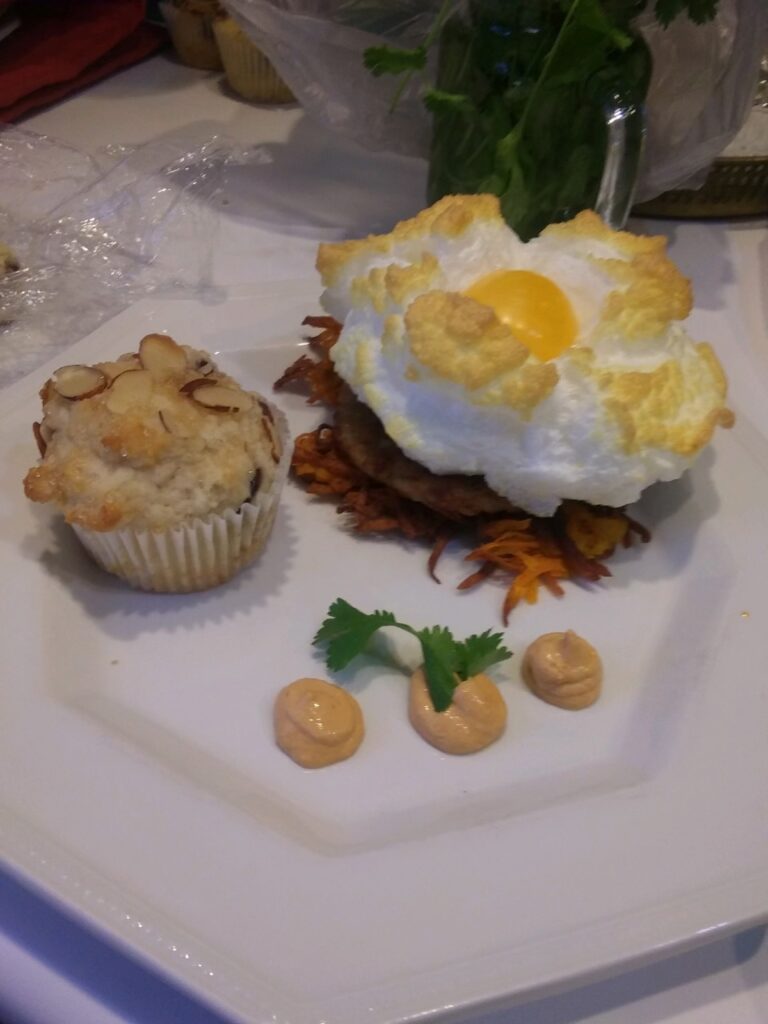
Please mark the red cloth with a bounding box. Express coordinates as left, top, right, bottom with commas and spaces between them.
0, 0, 166, 122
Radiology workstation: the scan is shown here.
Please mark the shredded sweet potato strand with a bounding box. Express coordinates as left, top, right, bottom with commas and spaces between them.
292, 422, 448, 540
274, 318, 650, 620
462, 519, 572, 624
427, 530, 454, 583
274, 317, 344, 407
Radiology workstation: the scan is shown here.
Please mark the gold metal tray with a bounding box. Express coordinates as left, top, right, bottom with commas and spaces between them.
633, 156, 768, 218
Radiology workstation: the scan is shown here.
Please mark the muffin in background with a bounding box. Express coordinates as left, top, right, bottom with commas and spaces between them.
160, 0, 223, 70
23, 334, 290, 593
213, 16, 294, 103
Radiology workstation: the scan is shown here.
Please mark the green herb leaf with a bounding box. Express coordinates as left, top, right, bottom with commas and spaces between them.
415, 625, 461, 712
458, 630, 514, 680
313, 599, 513, 713
423, 88, 476, 117
363, 44, 427, 77
313, 598, 398, 671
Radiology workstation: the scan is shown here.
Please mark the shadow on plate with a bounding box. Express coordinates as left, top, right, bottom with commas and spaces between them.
469, 924, 767, 1024
599, 446, 722, 591
196, 112, 428, 240
0, 864, 233, 1024
19, 502, 298, 641
628, 217, 736, 315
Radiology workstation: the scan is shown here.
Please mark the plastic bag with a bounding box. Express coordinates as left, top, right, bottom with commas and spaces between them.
222, 0, 441, 157
222, 0, 768, 199
0, 124, 247, 388
634, 0, 767, 199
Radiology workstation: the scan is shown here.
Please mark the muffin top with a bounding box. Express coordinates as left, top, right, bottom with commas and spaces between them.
24, 334, 284, 532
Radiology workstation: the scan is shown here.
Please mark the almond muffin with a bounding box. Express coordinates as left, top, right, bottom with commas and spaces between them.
24, 333, 290, 592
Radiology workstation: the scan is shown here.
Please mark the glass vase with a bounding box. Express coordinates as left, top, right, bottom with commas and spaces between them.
427, 0, 652, 240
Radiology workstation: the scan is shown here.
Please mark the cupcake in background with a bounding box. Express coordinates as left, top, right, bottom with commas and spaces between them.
213, 15, 294, 103
23, 334, 290, 593
160, 0, 223, 70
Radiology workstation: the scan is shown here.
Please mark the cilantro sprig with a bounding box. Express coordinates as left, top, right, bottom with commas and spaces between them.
363, 0, 455, 113
313, 598, 512, 712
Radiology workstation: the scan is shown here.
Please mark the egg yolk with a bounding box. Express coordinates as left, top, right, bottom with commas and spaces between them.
463, 269, 577, 361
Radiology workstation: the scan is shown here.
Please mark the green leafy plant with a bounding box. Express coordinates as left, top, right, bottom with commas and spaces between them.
364, 0, 721, 78
363, 0, 721, 239
363, 0, 455, 112
313, 598, 512, 712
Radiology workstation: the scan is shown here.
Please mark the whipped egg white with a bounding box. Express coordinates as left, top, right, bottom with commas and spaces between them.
317, 196, 733, 516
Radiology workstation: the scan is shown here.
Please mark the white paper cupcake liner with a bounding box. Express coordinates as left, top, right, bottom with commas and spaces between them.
213, 19, 295, 103
72, 403, 291, 593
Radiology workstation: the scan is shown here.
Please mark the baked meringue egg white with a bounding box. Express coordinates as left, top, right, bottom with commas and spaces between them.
317, 195, 733, 517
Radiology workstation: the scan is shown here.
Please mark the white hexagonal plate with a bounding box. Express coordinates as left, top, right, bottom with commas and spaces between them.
1, 283, 766, 1024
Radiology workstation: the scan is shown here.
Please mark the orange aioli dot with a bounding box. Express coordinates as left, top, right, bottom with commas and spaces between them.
522, 630, 602, 710
274, 678, 364, 768
408, 669, 507, 754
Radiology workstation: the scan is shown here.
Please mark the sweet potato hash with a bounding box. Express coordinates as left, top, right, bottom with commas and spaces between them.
274, 317, 649, 622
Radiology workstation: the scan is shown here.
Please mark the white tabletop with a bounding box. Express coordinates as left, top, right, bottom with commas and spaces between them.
1, 50, 767, 1024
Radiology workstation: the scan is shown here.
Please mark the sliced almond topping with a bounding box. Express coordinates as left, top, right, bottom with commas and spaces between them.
109, 366, 142, 385
259, 398, 275, 424
193, 356, 216, 376
155, 404, 195, 437
98, 357, 140, 381
139, 333, 188, 378
51, 364, 108, 401
260, 412, 282, 463
187, 383, 253, 413
179, 377, 216, 395
105, 369, 154, 414
32, 421, 51, 457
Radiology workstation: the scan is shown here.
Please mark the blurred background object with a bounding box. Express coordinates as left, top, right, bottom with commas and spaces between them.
158, 0, 294, 102
633, 45, 768, 216
0, 1, 20, 45
0, 0, 296, 127
158, 0, 222, 70
213, 15, 293, 102
0, 0, 166, 123
220, 0, 768, 227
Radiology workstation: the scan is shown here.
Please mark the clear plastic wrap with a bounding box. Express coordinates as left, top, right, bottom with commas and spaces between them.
222, 0, 767, 198
0, 124, 254, 389
222, 0, 440, 157
634, 0, 768, 198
